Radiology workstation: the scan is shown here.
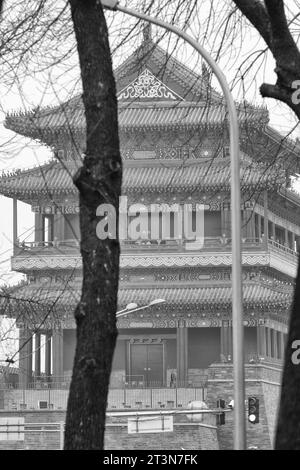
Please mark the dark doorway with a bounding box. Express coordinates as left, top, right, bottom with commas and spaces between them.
130, 343, 164, 387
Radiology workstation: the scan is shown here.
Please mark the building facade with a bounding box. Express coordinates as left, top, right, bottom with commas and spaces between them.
0, 32, 299, 394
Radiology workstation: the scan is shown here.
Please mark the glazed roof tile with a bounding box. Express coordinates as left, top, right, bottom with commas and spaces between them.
0, 158, 285, 201
4, 40, 269, 143
5, 101, 268, 141
0, 280, 292, 315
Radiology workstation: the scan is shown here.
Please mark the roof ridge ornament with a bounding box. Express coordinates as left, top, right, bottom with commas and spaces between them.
117, 68, 183, 101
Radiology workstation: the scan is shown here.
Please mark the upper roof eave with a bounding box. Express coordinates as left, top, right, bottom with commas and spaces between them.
0, 279, 293, 317
4, 38, 269, 141
0, 157, 286, 202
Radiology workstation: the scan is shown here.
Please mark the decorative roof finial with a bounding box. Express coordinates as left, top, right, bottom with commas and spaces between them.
143, 23, 152, 44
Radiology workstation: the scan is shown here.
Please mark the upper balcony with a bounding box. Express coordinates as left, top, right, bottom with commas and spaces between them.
11, 236, 298, 277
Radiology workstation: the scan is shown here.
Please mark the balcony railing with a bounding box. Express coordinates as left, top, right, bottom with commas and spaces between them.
13, 236, 299, 258
268, 238, 298, 258
15, 236, 265, 252
1, 382, 207, 411
15, 239, 80, 251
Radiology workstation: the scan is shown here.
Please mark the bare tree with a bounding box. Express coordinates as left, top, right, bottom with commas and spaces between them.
1, 0, 300, 451
64, 0, 122, 449
232, 0, 300, 450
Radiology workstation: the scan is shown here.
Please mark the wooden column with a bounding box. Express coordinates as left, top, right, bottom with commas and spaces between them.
280, 332, 286, 360
285, 229, 289, 247
221, 321, 232, 361
257, 324, 267, 358
242, 209, 247, 239
257, 214, 262, 239
270, 222, 276, 240
45, 333, 52, 379
263, 191, 269, 248
13, 198, 18, 253
35, 333, 41, 377
52, 328, 64, 383
244, 206, 255, 239
223, 203, 231, 238
27, 335, 33, 384
273, 330, 278, 359
176, 320, 188, 386
221, 205, 225, 237
19, 328, 32, 388
35, 213, 44, 242
53, 212, 65, 242
266, 327, 272, 358
178, 204, 184, 246
292, 232, 296, 252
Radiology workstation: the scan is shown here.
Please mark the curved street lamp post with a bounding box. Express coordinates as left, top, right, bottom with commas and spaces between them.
101, 0, 245, 449
116, 299, 166, 318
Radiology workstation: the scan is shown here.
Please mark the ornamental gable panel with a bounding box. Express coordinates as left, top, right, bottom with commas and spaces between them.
118, 69, 184, 101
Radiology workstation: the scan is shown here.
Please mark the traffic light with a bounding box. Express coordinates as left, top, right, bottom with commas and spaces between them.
216, 399, 225, 425
248, 397, 259, 424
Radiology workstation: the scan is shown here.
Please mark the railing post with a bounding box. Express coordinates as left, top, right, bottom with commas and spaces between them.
59, 422, 64, 450
13, 198, 18, 254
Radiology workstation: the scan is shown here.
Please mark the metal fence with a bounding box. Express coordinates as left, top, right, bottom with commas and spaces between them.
0, 386, 207, 411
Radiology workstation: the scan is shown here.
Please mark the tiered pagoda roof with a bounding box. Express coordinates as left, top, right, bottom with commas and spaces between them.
1, 32, 298, 206
4, 37, 270, 145
0, 156, 286, 202
0, 278, 293, 317
1, 33, 299, 208
5, 99, 269, 141
0, 33, 298, 328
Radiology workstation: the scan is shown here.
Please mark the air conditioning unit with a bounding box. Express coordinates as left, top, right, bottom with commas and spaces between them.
38, 400, 48, 409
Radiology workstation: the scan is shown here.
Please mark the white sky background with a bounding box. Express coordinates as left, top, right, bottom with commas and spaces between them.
1, 0, 300, 360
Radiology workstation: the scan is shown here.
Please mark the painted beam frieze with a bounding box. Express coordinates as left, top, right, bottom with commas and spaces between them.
15, 312, 287, 331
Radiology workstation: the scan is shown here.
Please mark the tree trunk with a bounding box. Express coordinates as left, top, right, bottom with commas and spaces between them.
233, 0, 300, 450
64, 0, 122, 450
275, 260, 300, 449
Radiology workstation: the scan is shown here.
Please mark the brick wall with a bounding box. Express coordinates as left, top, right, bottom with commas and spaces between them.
105, 423, 218, 450
0, 410, 64, 450
0, 410, 218, 450
262, 382, 281, 447
206, 363, 281, 450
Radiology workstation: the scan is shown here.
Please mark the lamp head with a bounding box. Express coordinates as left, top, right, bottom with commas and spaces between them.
149, 298, 166, 306
126, 302, 138, 310
100, 0, 119, 11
